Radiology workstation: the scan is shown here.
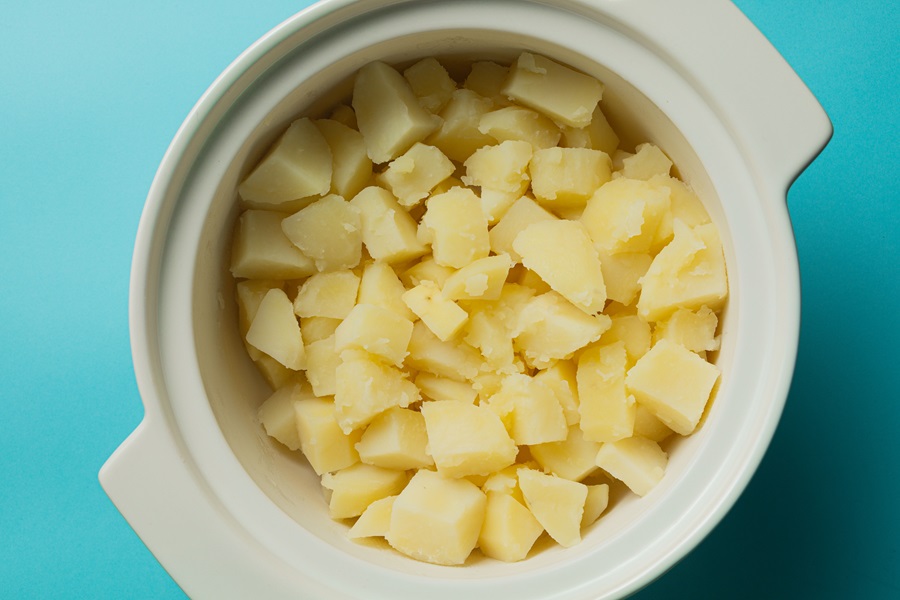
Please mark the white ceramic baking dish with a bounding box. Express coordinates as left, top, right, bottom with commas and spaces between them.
100, 0, 831, 598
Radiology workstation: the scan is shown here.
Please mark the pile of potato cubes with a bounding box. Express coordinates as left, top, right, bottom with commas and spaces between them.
230, 52, 728, 565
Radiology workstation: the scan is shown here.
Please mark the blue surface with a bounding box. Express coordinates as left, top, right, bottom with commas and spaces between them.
1, 1, 897, 598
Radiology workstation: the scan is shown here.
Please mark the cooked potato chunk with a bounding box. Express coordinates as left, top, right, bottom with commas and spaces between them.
488, 196, 558, 261
349, 186, 427, 264
231, 210, 316, 280
355, 407, 433, 470
281, 194, 362, 272
314, 118, 372, 200
530, 424, 602, 482
426, 89, 495, 162
348, 495, 396, 539
257, 381, 308, 451
402, 280, 469, 342
595, 436, 667, 497
403, 57, 456, 114
246, 288, 305, 370
518, 468, 587, 547
376, 143, 455, 208
295, 395, 362, 476
292, 270, 360, 319
577, 342, 636, 442
462, 140, 533, 195
441, 253, 512, 301
334, 351, 420, 433
478, 492, 544, 562
479, 105, 561, 149
487, 373, 567, 445
419, 187, 490, 268
581, 483, 610, 528
333, 303, 414, 367
321, 463, 408, 519
358, 261, 417, 321
581, 178, 671, 255
529, 147, 612, 209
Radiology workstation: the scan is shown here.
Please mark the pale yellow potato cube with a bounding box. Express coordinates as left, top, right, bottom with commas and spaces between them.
462, 306, 515, 368
294, 395, 362, 475
400, 256, 455, 288
328, 104, 357, 129
581, 178, 671, 255
595, 436, 667, 497
478, 491, 544, 563
559, 104, 619, 156
246, 288, 305, 370
577, 341, 636, 442
403, 57, 456, 114
387, 469, 487, 566
282, 194, 362, 272
530, 424, 602, 482
238, 117, 332, 206
637, 221, 728, 322
253, 354, 297, 390
597, 251, 653, 306
601, 314, 652, 366
292, 270, 360, 319
502, 52, 603, 128
349, 186, 428, 264
534, 360, 580, 426
430, 175, 466, 196
321, 463, 409, 519
419, 187, 490, 268
478, 105, 561, 149
488, 196, 558, 261
314, 118, 373, 200
462, 140, 533, 195
633, 404, 674, 443
442, 253, 512, 301
513, 219, 607, 314
517, 468, 587, 548
513, 291, 611, 369
426, 89, 495, 162
405, 321, 482, 381
333, 303, 414, 366
305, 335, 341, 397
625, 339, 720, 435
464, 60, 510, 104
236, 279, 282, 361
581, 483, 610, 528
481, 464, 527, 503
230, 210, 316, 280
257, 381, 309, 451
352, 61, 442, 164
299, 316, 341, 344
529, 147, 612, 209
402, 280, 469, 342
356, 261, 414, 320
414, 372, 478, 404
611, 149, 632, 172
354, 407, 433, 470
648, 175, 712, 247
509, 264, 552, 295
348, 495, 395, 539
479, 188, 521, 224
489, 373, 567, 445
420, 401, 518, 478
334, 352, 420, 433
620, 143, 673, 181
653, 305, 720, 353
376, 143, 455, 208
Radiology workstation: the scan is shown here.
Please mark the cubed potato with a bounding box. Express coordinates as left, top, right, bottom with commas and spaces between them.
426, 89, 495, 162
534, 360, 580, 426
513, 291, 611, 369
252, 354, 297, 390
481, 464, 526, 502
295, 396, 361, 475
530, 425, 602, 482
637, 221, 728, 322
517, 468, 587, 548
246, 288, 305, 370
648, 175, 712, 248
420, 401, 518, 478
329, 104, 357, 129
463, 60, 509, 103
419, 187, 490, 268
387, 469, 487, 565
488, 373, 567, 445
403, 57, 456, 114
236, 280, 282, 360
414, 372, 478, 404
601, 314, 652, 366
652, 305, 720, 353
292, 270, 360, 319
299, 316, 341, 344
632, 404, 674, 443
488, 196, 558, 261
581, 483, 610, 528
281, 194, 362, 272
581, 178, 671, 255
559, 104, 619, 156
334, 351, 420, 433
231, 210, 316, 280
349, 186, 428, 264
620, 143, 673, 181
502, 52, 603, 128
354, 407, 433, 470
305, 335, 341, 397
404, 321, 482, 381
333, 303, 414, 366
597, 251, 653, 306
513, 219, 606, 314
478, 492, 544, 563
257, 381, 310, 451
595, 436, 667, 497
376, 143, 455, 208
509, 265, 552, 295
529, 147, 612, 209
478, 105, 561, 149
314, 118, 373, 200
442, 253, 512, 301
402, 280, 469, 342
352, 61, 442, 164
321, 463, 409, 519
479, 188, 521, 224
358, 261, 416, 321
462, 140, 533, 195
348, 495, 395, 539
577, 341, 635, 442
238, 117, 332, 206
462, 305, 515, 369
625, 339, 720, 435
400, 256, 455, 288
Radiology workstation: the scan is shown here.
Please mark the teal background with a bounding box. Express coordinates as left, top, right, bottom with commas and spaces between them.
1, 1, 897, 597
